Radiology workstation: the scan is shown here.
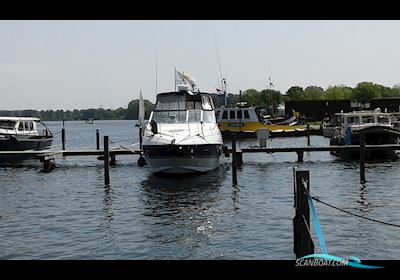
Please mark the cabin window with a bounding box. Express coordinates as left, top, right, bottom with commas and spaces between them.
155, 94, 186, 111
237, 110, 242, 119
203, 111, 216, 123
229, 111, 235, 119
347, 116, 360, 125
18, 122, 24, 131
201, 95, 213, 111
222, 111, 228, 119
152, 110, 186, 123
209, 96, 216, 110
29, 121, 34, 131
361, 116, 375, 124
377, 115, 390, 124
186, 101, 202, 110
0, 120, 16, 130
244, 110, 250, 119
187, 110, 201, 122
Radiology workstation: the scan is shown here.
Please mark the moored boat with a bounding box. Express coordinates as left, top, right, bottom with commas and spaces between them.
142, 75, 223, 174
216, 105, 306, 139
0, 117, 53, 152
329, 111, 400, 160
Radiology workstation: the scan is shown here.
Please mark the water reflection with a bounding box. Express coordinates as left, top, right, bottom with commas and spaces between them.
139, 166, 226, 258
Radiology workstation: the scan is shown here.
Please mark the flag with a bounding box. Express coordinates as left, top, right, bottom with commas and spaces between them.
175, 69, 196, 90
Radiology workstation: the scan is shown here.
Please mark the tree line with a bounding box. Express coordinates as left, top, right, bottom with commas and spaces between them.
1, 81, 399, 121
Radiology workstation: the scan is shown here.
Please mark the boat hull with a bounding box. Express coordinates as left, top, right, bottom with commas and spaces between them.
330, 126, 400, 160
0, 135, 53, 151
143, 144, 222, 174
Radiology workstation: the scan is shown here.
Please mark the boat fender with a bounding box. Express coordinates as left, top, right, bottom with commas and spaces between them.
150, 120, 158, 134
223, 145, 230, 157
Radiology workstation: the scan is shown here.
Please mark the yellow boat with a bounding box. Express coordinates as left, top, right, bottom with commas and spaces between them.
216, 106, 306, 138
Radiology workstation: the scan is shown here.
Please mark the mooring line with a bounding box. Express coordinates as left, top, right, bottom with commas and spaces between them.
309, 195, 400, 228
299, 178, 328, 254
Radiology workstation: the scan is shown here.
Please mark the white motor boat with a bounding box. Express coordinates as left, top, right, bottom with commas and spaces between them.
142, 86, 223, 174
0, 117, 53, 151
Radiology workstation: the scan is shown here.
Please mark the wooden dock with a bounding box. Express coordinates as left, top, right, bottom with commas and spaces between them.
229, 140, 400, 184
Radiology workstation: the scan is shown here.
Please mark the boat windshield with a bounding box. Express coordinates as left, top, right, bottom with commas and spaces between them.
152, 111, 187, 123
377, 115, 390, 124
347, 116, 360, 125
0, 120, 16, 130
361, 116, 375, 124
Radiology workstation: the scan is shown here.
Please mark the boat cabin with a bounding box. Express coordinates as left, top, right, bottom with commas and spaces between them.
150, 91, 217, 124
0, 117, 47, 136
216, 106, 260, 123
338, 112, 392, 128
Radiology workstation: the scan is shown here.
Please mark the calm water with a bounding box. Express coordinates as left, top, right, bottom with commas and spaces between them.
1, 120, 399, 260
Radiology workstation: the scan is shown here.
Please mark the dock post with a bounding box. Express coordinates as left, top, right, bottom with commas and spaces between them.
96, 129, 100, 150
293, 167, 297, 208
293, 170, 314, 258
104, 135, 110, 185
236, 148, 243, 167
297, 151, 304, 162
307, 124, 310, 146
232, 139, 238, 185
360, 133, 366, 183
139, 125, 143, 150
61, 128, 66, 150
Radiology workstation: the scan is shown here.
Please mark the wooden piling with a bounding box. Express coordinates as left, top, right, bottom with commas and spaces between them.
307, 124, 310, 146
236, 148, 243, 167
293, 167, 297, 208
360, 133, 366, 183
61, 128, 66, 150
104, 135, 110, 185
293, 170, 314, 258
96, 129, 100, 150
297, 151, 304, 162
232, 139, 238, 185
139, 125, 143, 150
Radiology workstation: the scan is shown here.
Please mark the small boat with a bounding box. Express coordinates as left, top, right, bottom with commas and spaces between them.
0, 117, 53, 151
142, 84, 223, 174
329, 110, 400, 160
86, 118, 95, 124
216, 105, 306, 138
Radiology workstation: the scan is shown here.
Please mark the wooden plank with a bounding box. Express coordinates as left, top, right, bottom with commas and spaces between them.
230, 144, 400, 153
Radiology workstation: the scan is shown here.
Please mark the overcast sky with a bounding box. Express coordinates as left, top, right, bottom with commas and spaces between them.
1, 20, 400, 110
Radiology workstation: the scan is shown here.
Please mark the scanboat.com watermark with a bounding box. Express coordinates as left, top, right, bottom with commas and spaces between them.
295, 254, 384, 269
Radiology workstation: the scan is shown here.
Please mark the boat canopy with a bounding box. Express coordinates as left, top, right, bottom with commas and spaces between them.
154, 92, 215, 111
0, 116, 41, 122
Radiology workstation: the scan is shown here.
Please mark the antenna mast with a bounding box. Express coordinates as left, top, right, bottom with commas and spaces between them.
155, 54, 158, 95
214, 34, 227, 106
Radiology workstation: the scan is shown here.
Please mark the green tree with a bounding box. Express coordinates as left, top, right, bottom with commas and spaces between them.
353, 82, 383, 103
323, 86, 353, 100
304, 86, 324, 100
286, 86, 305, 101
